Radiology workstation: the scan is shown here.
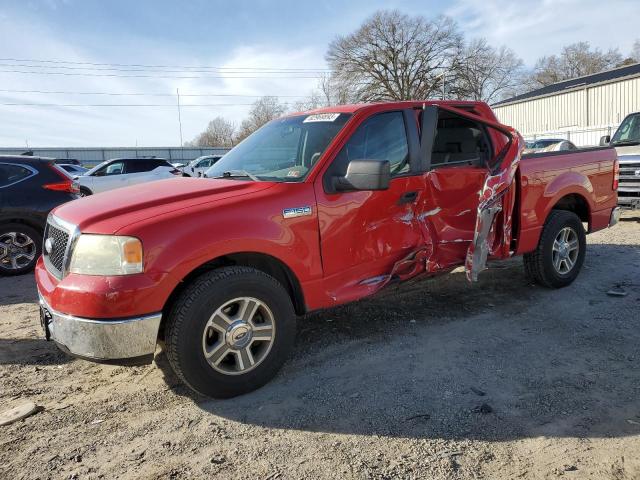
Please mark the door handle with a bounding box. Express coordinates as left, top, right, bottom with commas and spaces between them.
398, 191, 418, 204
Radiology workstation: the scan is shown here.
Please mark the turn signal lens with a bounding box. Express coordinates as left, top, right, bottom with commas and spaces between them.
613, 159, 619, 190
123, 238, 143, 264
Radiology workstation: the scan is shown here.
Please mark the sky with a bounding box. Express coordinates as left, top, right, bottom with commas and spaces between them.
0, 0, 638, 148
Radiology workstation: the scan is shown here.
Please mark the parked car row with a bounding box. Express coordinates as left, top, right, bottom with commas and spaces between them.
76, 157, 182, 196
181, 155, 223, 177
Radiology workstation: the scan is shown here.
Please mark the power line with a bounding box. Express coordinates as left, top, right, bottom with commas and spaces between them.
0, 88, 311, 98
0, 57, 330, 72
0, 102, 258, 107
0, 63, 328, 74
0, 69, 322, 79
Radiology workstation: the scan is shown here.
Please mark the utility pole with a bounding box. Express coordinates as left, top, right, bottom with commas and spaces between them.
442, 74, 446, 100
176, 88, 184, 146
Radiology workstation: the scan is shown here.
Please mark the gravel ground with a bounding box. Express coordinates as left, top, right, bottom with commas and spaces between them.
1, 212, 639, 480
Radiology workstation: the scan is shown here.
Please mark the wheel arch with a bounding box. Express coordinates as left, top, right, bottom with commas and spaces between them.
160, 251, 306, 337
547, 192, 591, 230
0, 217, 45, 234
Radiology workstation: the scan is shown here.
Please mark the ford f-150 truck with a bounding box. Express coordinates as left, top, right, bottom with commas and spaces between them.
36, 101, 620, 398
601, 111, 640, 209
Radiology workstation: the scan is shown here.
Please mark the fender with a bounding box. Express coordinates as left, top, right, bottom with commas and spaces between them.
542, 171, 594, 223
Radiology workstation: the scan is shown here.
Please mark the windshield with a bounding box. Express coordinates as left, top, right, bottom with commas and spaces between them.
611, 113, 640, 145
206, 113, 352, 182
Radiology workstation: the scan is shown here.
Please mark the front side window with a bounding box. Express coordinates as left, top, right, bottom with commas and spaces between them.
329, 111, 410, 178
206, 113, 352, 182
612, 113, 640, 146
95, 161, 125, 176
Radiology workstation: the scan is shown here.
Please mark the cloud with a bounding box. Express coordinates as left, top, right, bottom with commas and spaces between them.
446, 0, 640, 65
0, 10, 323, 147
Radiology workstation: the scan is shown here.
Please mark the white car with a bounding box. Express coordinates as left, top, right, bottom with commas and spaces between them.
182, 155, 223, 177
58, 164, 89, 176
78, 158, 181, 196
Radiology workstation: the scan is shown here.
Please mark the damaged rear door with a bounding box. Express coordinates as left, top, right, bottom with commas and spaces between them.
417, 104, 523, 281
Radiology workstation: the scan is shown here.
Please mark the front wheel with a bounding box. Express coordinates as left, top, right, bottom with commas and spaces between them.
165, 266, 296, 398
523, 210, 586, 288
79, 187, 92, 197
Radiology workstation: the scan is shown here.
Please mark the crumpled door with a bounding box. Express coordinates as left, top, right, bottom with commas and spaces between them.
465, 128, 524, 281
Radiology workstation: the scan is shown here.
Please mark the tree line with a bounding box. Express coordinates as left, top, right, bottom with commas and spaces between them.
187, 10, 640, 147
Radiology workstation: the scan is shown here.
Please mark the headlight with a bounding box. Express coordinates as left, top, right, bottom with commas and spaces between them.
69, 235, 143, 275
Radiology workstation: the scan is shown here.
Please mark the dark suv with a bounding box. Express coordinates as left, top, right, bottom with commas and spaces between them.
0, 156, 79, 275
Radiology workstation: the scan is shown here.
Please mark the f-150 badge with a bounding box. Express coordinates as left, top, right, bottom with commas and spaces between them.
283, 206, 312, 218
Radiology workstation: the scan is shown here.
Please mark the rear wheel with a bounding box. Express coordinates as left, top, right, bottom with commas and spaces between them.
165, 266, 296, 398
0, 223, 41, 276
523, 210, 586, 288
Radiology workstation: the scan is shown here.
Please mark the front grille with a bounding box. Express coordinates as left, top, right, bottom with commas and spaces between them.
44, 221, 71, 276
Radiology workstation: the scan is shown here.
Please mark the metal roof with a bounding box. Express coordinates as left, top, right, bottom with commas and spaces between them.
493, 62, 640, 107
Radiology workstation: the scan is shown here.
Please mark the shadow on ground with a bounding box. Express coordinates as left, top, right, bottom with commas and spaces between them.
157, 243, 640, 441
0, 273, 39, 306
0, 337, 71, 365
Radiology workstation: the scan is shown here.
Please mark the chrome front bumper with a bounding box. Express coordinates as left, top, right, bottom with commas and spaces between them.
39, 295, 161, 361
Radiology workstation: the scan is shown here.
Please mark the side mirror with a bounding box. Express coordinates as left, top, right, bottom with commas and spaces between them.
333, 159, 390, 192
600, 135, 611, 146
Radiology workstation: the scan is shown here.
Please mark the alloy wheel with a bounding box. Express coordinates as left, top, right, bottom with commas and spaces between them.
201, 297, 276, 375
552, 227, 579, 274
0, 232, 37, 271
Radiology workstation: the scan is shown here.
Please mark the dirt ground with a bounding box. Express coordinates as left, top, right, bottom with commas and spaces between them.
1, 213, 639, 480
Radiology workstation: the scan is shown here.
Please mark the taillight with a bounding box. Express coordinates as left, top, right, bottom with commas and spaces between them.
44, 163, 81, 193
43, 180, 80, 193
613, 159, 619, 190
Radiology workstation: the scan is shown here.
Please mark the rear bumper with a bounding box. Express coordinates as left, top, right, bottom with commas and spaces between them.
609, 207, 621, 227
618, 196, 640, 209
39, 294, 161, 362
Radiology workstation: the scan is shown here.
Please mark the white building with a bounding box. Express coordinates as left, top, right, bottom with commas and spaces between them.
492, 63, 640, 146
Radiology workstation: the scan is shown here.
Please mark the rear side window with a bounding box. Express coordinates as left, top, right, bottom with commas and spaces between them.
0, 164, 34, 188
126, 159, 159, 173
431, 111, 491, 168
330, 111, 410, 178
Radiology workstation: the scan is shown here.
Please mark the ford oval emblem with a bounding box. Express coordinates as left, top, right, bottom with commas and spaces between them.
44, 237, 55, 254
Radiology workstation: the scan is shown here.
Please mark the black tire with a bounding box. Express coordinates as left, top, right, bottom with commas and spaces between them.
79, 187, 92, 197
165, 266, 296, 398
0, 223, 42, 276
523, 210, 586, 288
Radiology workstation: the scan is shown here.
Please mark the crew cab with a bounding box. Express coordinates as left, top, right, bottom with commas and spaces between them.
35, 101, 619, 398
601, 112, 640, 209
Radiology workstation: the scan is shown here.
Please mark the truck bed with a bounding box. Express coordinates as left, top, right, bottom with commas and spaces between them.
516, 145, 618, 254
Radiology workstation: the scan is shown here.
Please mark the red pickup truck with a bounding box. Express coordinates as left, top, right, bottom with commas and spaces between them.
36, 101, 619, 398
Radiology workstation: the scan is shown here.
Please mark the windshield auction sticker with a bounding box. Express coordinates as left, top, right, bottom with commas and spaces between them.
303, 113, 340, 123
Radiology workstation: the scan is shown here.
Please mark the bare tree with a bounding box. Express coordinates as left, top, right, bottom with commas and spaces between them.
290, 90, 325, 112
530, 42, 623, 87
235, 96, 287, 143
326, 10, 462, 101
631, 39, 640, 63
450, 38, 524, 103
185, 116, 235, 147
